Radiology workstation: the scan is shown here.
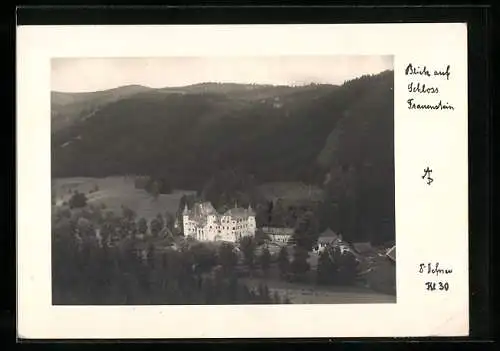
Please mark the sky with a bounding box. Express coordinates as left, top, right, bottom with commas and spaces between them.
51, 56, 393, 92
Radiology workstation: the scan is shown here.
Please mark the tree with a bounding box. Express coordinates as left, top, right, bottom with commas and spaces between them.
290, 247, 310, 281
76, 217, 97, 244
335, 250, 359, 285
218, 242, 238, 273
148, 180, 161, 200
273, 291, 281, 304
316, 250, 336, 285
259, 246, 271, 276
190, 243, 217, 275
318, 199, 339, 232
277, 246, 290, 278
257, 283, 271, 303
155, 213, 165, 232
137, 217, 148, 235
293, 210, 319, 251
254, 228, 269, 246
122, 206, 136, 222
271, 199, 286, 227
69, 191, 87, 209
164, 212, 175, 231
150, 218, 162, 237
239, 236, 256, 269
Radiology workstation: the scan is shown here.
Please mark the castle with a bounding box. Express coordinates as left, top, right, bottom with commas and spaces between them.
182, 201, 256, 242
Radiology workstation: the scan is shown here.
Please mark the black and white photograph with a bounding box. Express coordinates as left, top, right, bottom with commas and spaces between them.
18, 22, 471, 338
50, 56, 396, 305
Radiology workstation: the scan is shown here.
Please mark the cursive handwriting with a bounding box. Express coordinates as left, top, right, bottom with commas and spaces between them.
405, 63, 451, 80
419, 262, 453, 277
407, 99, 455, 111
405, 63, 431, 77
408, 82, 439, 94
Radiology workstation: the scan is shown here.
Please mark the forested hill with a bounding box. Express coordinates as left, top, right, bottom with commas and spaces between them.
51, 70, 394, 193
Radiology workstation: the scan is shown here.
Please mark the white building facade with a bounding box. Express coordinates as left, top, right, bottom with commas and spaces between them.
262, 226, 294, 245
182, 202, 256, 243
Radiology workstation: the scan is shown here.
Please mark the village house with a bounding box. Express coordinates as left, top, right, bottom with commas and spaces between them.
312, 227, 340, 253
386, 245, 396, 262
261, 226, 294, 245
183, 201, 256, 243
353, 242, 375, 255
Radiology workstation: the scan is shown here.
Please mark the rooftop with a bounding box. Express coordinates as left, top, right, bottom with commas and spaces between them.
319, 228, 338, 238
353, 242, 375, 254
386, 245, 396, 262
185, 201, 255, 225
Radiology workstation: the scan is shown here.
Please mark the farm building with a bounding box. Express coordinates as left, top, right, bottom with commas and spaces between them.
353, 242, 375, 255
313, 227, 340, 253
262, 226, 294, 245
386, 245, 396, 262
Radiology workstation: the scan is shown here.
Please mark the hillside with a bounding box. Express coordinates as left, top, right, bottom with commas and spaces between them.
51, 85, 154, 132
51, 71, 393, 189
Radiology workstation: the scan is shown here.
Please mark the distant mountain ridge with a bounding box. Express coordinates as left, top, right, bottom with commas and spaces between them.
51, 82, 340, 133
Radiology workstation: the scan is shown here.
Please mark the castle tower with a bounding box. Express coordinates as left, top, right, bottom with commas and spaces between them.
182, 203, 191, 236
247, 204, 256, 235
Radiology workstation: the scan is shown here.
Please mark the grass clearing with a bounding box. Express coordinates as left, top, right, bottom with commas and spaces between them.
52, 176, 196, 221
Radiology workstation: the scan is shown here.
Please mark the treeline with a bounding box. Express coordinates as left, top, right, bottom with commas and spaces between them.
52, 204, 287, 305
317, 70, 395, 244
134, 175, 174, 196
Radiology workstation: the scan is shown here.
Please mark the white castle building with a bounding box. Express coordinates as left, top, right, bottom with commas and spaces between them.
182, 201, 256, 242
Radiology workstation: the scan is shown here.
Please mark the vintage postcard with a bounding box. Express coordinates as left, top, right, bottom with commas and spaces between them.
17, 24, 468, 338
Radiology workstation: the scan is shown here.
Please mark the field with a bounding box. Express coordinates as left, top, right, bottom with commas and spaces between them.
52, 176, 196, 220
241, 261, 395, 304
243, 277, 395, 304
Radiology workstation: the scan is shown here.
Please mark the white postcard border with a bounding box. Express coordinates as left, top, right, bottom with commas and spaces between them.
17, 23, 468, 338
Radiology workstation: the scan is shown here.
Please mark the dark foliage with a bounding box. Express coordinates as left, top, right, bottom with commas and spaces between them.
317, 72, 395, 244
277, 246, 290, 278
201, 169, 264, 211
68, 191, 87, 209
259, 246, 271, 275
316, 247, 360, 286
289, 247, 310, 282
239, 236, 257, 269
292, 210, 319, 251
217, 242, 238, 274
52, 207, 281, 305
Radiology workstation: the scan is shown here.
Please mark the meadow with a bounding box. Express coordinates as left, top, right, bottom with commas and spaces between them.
52, 176, 196, 220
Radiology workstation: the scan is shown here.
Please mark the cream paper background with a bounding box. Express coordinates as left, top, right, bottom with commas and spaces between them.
17, 24, 468, 339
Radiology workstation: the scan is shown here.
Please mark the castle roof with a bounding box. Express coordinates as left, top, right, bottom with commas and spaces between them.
186, 201, 254, 227
224, 207, 249, 218
193, 202, 217, 216
247, 204, 256, 216
319, 228, 338, 238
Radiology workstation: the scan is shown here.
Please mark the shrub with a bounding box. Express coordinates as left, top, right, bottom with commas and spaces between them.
68, 191, 87, 209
